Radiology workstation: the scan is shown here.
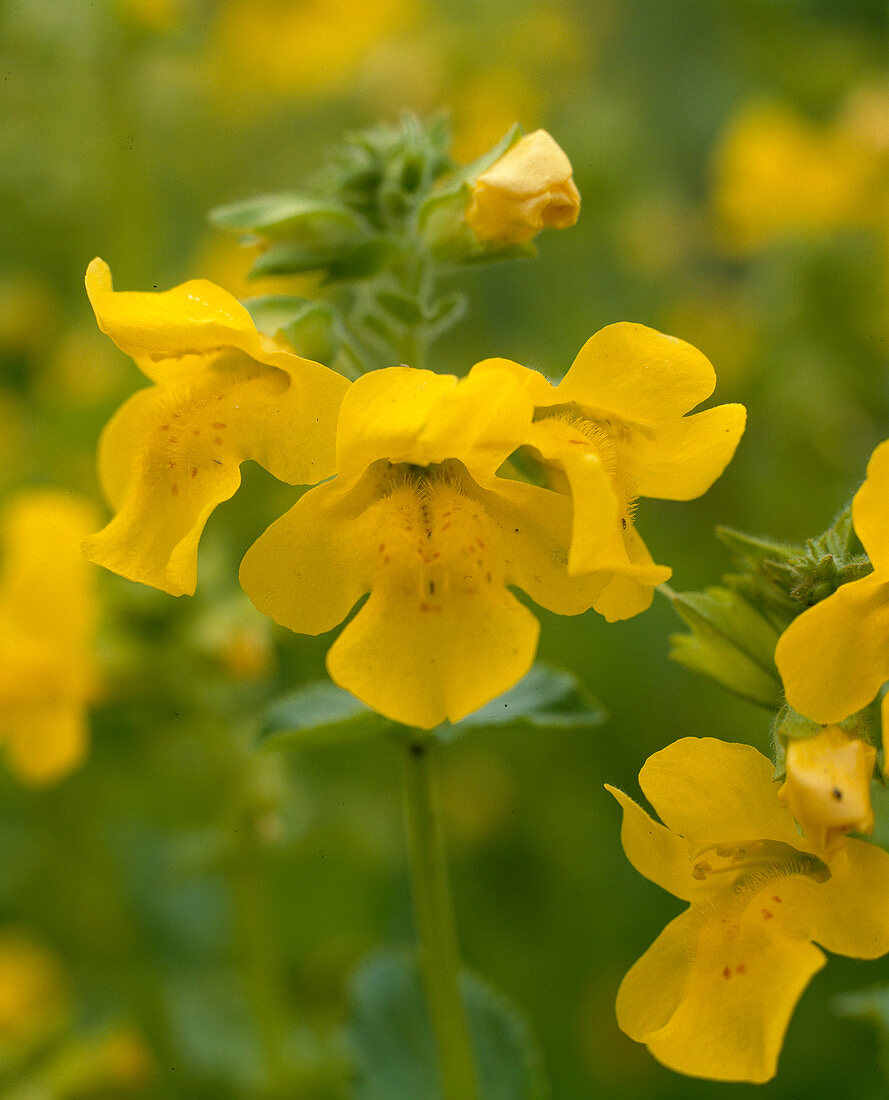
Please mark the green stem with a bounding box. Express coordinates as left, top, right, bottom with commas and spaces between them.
402, 737, 479, 1100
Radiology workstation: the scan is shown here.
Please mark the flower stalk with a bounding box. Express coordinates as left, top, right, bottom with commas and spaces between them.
401, 736, 479, 1100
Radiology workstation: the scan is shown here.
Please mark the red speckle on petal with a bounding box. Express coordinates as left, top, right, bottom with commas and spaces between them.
722, 967, 731, 979
773, 896, 782, 904
736, 964, 746, 975
214, 437, 224, 445
213, 422, 227, 429
191, 467, 198, 478
762, 910, 773, 920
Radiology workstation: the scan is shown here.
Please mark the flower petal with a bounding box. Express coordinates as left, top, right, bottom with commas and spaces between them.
85, 359, 346, 596
239, 478, 371, 637
638, 737, 800, 845
853, 437, 889, 573
326, 576, 540, 729
591, 525, 671, 622
642, 908, 826, 1083
616, 909, 698, 1043
621, 403, 747, 500
606, 785, 697, 900
86, 258, 348, 399
777, 838, 889, 958
87, 258, 263, 384
335, 365, 533, 484
776, 574, 889, 724
478, 478, 606, 615
558, 323, 717, 424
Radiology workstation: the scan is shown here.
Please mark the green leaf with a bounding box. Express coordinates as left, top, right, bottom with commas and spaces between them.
249, 239, 344, 277
347, 949, 549, 1100
210, 193, 363, 240
436, 664, 605, 742
258, 682, 395, 749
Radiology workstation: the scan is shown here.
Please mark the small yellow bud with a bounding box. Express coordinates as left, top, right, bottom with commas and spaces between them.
778, 725, 876, 853
465, 130, 581, 244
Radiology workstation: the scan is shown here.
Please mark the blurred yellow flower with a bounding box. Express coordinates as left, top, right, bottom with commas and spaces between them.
466, 130, 581, 245
450, 70, 542, 163
477, 323, 746, 620
240, 364, 604, 728
0, 931, 69, 1044
82, 259, 349, 597
206, 0, 418, 104
608, 737, 889, 1083
778, 726, 875, 855
712, 100, 884, 254
0, 492, 99, 785
775, 437, 889, 725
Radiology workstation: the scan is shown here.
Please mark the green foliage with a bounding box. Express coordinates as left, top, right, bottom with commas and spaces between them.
347, 949, 548, 1100
669, 506, 874, 709
258, 665, 605, 751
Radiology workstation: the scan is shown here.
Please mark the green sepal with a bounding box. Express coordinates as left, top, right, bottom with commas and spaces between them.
257, 666, 604, 751
418, 126, 537, 265
209, 193, 364, 241
668, 586, 783, 709
346, 948, 549, 1100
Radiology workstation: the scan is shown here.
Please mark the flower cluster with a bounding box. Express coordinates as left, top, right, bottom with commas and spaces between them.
84, 263, 744, 729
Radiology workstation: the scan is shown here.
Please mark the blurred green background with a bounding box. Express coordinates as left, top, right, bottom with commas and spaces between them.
3, 0, 889, 1096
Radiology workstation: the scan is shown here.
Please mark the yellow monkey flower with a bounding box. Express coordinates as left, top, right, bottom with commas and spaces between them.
82, 259, 350, 596
466, 129, 581, 244
608, 737, 889, 1083
475, 323, 746, 620
240, 364, 605, 729
712, 100, 883, 254
778, 726, 876, 856
776, 437, 889, 727
0, 492, 99, 784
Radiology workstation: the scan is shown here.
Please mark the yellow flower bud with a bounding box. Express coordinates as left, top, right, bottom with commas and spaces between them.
778, 725, 876, 854
465, 130, 581, 244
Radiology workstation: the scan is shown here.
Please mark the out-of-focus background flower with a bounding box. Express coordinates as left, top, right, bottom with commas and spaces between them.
3, 0, 889, 1096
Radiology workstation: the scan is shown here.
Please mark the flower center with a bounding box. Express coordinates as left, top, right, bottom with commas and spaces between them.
691, 838, 830, 888
363, 460, 501, 611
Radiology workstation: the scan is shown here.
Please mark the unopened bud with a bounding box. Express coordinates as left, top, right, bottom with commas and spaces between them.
465, 130, 580, 244
778, 725, 876, 853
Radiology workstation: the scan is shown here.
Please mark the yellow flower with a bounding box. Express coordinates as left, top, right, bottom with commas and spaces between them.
608, 737, 889, 1083
476, 323, 746, 620
82, 259, 349, 597
0, 491, 99, 784
465, 130, 581, 245
240, 364, 604, 729
712, 100, 883, 254
0, 931, 69, 1045
778, 726, 875, 855
775, 437, 889, 727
